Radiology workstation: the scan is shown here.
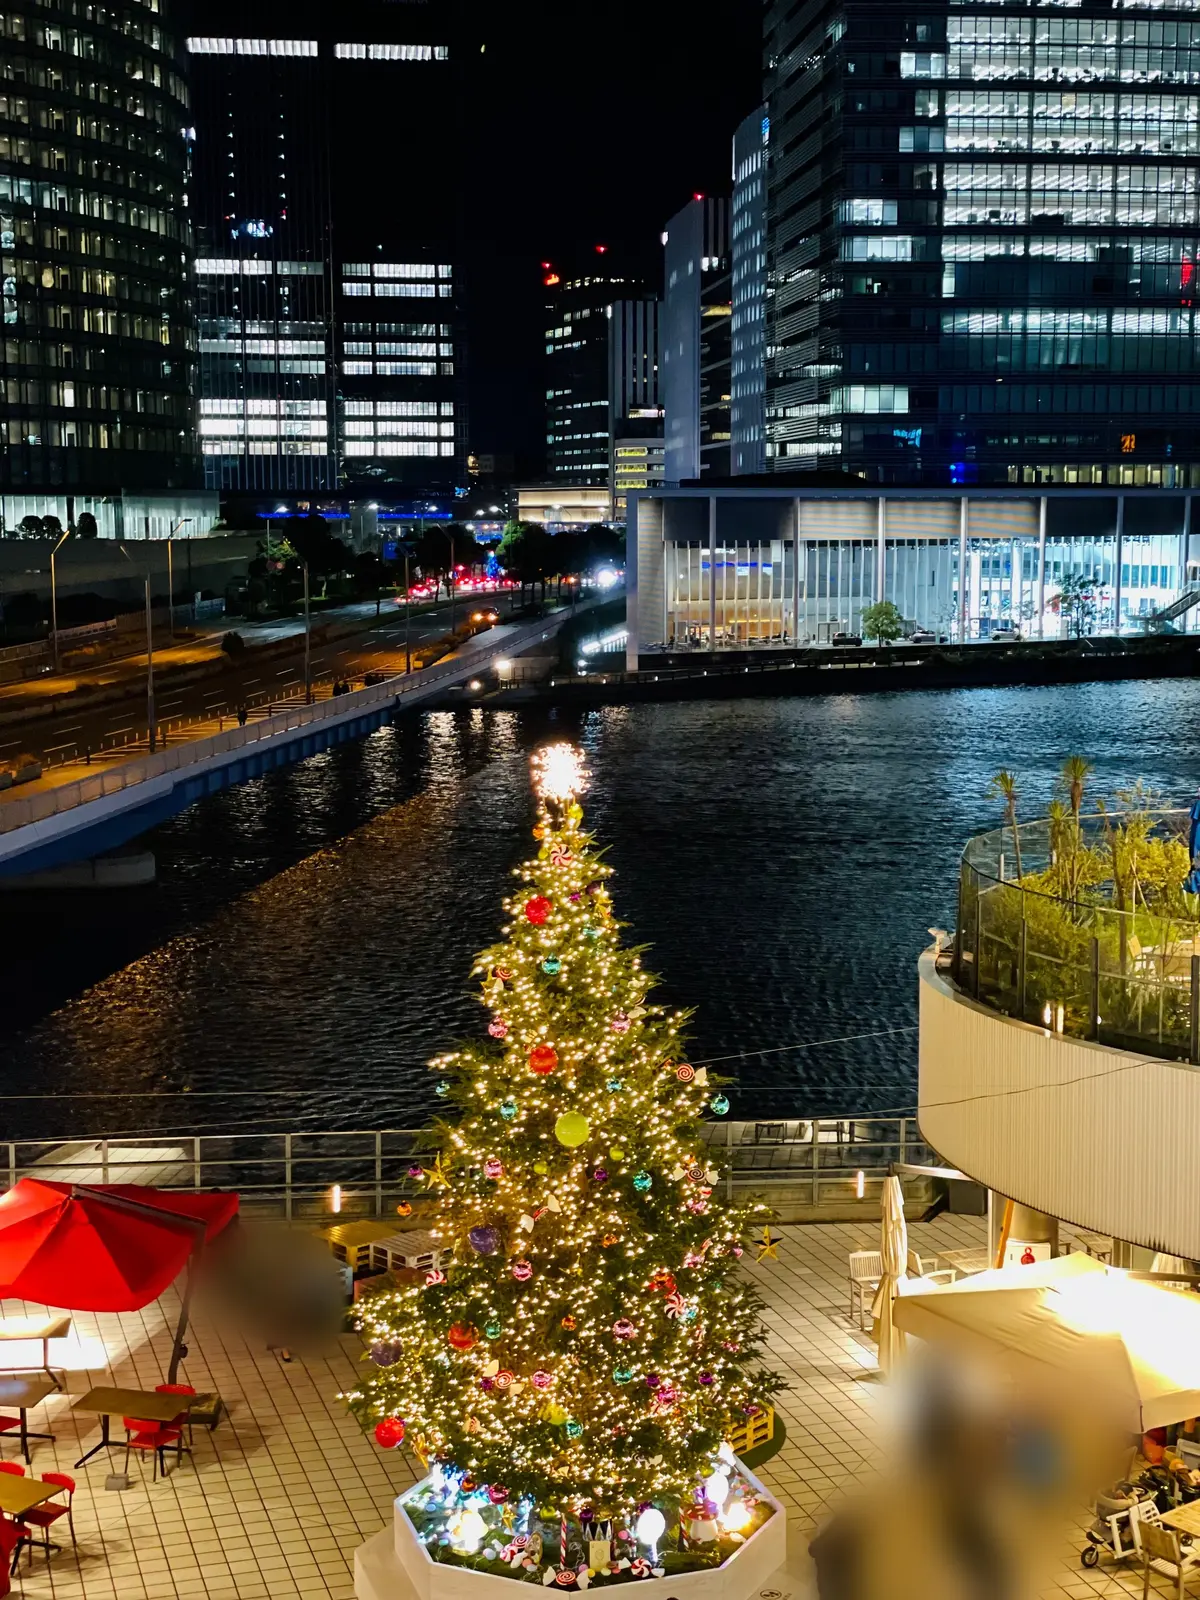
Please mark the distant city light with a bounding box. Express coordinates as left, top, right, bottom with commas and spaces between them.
594, 567, 620, 590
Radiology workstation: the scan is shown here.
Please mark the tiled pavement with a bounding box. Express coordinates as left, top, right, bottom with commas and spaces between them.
0, 1215, 1187, 1599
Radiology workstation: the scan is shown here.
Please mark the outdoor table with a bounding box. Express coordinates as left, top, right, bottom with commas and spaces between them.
1074, 1231, 1113, 1262
71, 1385, 214, 1469
935, 1248, 992, 1278
1160, 1500, 1200, 1538
0, 1472, 58, 1519
0, 1375, 58, 1464
0, 1316, 72, 1387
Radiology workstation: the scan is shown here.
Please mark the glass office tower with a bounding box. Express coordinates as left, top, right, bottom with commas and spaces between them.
0, 0, 197, 492
764, 0, 1200, 486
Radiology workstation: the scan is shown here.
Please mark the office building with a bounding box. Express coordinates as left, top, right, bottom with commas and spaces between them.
662, 196, 732, 483
516, 484, 612, 529
544, 252, 646, 485
186, 3, 466, 501
608, 298, 663, 518
763, 0, 1200, 487
731, 109, 769, 476
626, 485, 1197, 658
0, 0, 198, 494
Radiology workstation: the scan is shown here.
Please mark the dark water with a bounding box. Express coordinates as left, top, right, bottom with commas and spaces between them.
3, 681, 1198, 1143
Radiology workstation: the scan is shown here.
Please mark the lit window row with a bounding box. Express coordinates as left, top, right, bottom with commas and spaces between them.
333, 43, 448, 60
341, 360, 441, 375
342, 283, 450, 298
186, 37, 317, 55
832, 385, 910, 413
343, 401, 451, 417
344, 441, 454, 456
343, 421, 454, 437
200, 399, 326, 416
199, 339, 325, 355
341, 263, 451, 279
198, 419, 327, 438
195, 259, 323, 276
202, 441, 328, 456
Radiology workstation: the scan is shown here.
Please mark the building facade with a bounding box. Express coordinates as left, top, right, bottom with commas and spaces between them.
186, 3, 466, 502
763, 0, 1200, 487
626, 485, 1198, 658
662, 196, 732, 483
731, 109, 769, 476
0, 0, 198, 494
608, 297, 663, 518
544, 254, 646, 485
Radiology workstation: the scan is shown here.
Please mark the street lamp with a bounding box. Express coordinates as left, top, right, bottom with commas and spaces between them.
49, 525, 71, 673
119, 544, 156, 751
167, 516, 192, 640
300, 554, 311, 703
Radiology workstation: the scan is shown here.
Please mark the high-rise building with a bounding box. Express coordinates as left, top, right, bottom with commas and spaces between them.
608, 298, 663, 518
662, 196, 732, 483
544, 253, 646, 485
187, 2, 466, 502
731, 109, 769, 477
0, 0, 198, 493
763, 0, 1200, 487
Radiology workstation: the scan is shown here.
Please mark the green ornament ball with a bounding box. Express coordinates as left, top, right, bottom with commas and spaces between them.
484, 1320, 502, 1339
606, 1079, 623, 1093
565, 1420, 584, 1439
435, 1081, 450, 1098
584, 926, 601, 941
710, 1093, 731, 1116
632, 1170, 653, 1193
542, 956, 562, 975
610, 1146, 625, 1159
554, 1111, 591, 1149
612, 1367, 633, 1385
500, 1100, 518, 1121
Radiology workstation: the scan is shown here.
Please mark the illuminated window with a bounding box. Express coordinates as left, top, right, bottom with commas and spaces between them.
333, 43, 448, 60
186, 37, 317, 55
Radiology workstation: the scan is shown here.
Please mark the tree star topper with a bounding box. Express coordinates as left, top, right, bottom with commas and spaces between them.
532, 742, 588, 805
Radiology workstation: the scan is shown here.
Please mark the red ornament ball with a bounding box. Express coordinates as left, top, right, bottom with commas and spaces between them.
447, 1322, 479, 1352
525, 895, 552, 925
529, 1042, 559, 1075
374, 1417, 406, 1449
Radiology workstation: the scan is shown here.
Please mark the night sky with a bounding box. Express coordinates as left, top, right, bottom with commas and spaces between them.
459, 1, 762, 474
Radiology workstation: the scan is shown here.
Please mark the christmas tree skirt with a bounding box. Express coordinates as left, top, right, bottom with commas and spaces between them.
355, 1463, 787, 1600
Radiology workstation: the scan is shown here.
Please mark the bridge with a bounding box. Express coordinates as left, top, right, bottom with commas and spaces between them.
0, 611, 572, 877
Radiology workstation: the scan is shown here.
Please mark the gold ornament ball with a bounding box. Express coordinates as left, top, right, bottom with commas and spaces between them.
533, 1160, 549, 1175
554, 1112, 591, 1148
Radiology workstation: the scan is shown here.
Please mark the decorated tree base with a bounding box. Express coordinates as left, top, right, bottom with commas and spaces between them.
354, 1461, 785, 1600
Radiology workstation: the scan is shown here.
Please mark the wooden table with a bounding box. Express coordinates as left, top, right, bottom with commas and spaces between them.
0, 1472, 58, 1518
0, 1317, 71, 1387
936, 1248, 993, 1278
71, 1386, 214, 1469
1160, 1500, 1200, 1538
0, 1375, 57, 1464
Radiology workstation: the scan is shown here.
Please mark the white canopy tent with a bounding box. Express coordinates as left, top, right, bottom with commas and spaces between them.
894, 1252, 1200, 1432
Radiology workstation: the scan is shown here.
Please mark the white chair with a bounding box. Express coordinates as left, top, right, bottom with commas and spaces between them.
907, 1250, 955, 1286
847, 1251, 883, 1329
1139, 1518, 1200, 1599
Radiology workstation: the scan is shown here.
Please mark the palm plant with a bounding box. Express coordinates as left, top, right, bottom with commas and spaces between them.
987, 769, 1023, 881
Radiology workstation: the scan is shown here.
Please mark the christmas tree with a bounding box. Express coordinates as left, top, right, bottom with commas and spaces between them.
349, 743, 781, 1579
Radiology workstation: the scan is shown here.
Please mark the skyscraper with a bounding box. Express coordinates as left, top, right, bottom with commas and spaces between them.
186, 1, 466, 502
0, 0, 198, 493
544, 253, 646, 485
608, 298, 664, 517
764, 0, 1200, 487
731, 108, 769, 477
661, 196, 731, 482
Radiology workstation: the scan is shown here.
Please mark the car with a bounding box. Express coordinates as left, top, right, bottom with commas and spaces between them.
989, 628, 1020, 643
908, 629, 936, 644
831, 631, 862, 646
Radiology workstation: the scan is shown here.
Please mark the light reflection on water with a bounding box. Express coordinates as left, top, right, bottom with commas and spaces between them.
4, 680, 1199, 1142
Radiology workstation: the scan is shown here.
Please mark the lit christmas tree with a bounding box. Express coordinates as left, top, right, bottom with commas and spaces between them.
349, 743, 781, 1583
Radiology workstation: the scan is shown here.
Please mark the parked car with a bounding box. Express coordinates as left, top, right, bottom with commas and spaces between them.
831, 632, 862, 646
908, 629, 936, 644
989, 628, 1020, 643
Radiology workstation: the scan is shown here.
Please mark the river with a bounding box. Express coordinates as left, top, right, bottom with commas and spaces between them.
2, 680, 1197, 1143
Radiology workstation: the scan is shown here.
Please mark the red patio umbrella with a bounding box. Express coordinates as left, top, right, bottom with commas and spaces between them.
0, 1179, 239, 1379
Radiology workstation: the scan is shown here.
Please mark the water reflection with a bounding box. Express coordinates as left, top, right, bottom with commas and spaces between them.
4, 681, 1199, 1141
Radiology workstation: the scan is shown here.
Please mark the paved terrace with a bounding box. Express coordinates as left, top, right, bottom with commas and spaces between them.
0, 1215, 1165, 1600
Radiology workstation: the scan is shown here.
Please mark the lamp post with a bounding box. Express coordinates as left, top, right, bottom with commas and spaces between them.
167, 517, 192, 640
49, 526, 71, 673
404, 549, 412, 673
301, 555, 311, 704
119, 544, 156, 751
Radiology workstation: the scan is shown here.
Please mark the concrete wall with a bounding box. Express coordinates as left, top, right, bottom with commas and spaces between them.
918, 949, 1200, 1259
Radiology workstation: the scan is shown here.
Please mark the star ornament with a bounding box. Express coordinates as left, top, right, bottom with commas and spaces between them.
757, 1226, 779, 1261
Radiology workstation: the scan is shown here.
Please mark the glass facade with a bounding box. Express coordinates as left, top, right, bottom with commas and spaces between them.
731, 107, 769, 476
0, 0, 198, 492
764, 0, 1200, 486
545, 260, 644, 485
662, 197, 732, 483
633, 490, 1198, 650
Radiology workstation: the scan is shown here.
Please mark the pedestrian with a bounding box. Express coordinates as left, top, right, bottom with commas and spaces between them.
237, 702, 247, 727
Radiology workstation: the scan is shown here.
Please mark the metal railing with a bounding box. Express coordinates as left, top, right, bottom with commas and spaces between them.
0, 613, 568, 840
1, 1116, 936, 1220
956, 809, 1200, 1062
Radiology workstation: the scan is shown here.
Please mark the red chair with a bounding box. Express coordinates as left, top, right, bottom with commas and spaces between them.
154, 1382, 197, 1458
0, 1417, 22, 1462
0, 1466, 23, 1477
0, 1467, 27, 1574
20, 1471, 75, 1565
0, 1516, 19, 1592
122, 1417, 181, 1482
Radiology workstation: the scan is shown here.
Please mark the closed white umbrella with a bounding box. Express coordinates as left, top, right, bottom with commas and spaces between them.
872, 1174, 908, 1375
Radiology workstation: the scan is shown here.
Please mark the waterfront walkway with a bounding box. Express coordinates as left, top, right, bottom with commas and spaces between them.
0, 1212, 1163, 1600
